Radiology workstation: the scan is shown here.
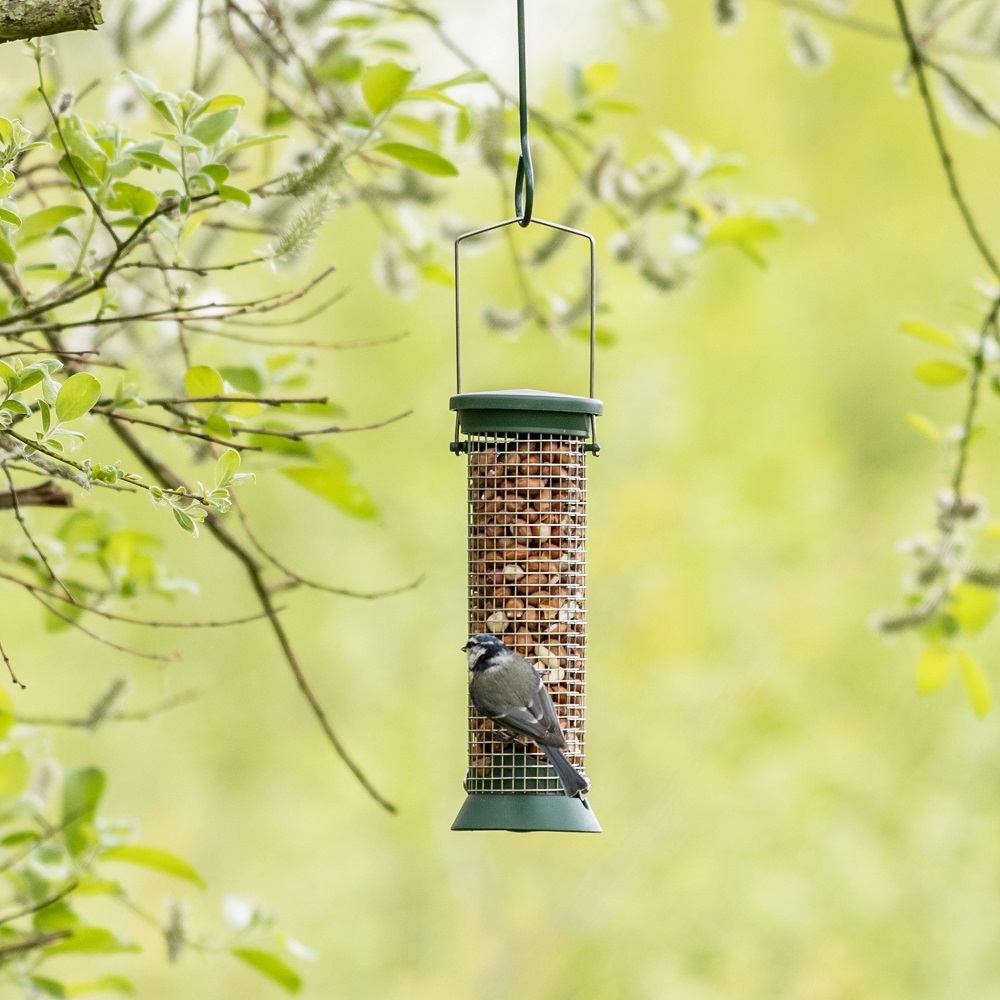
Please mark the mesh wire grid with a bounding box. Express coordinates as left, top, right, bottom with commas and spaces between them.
465, 432, 588, 795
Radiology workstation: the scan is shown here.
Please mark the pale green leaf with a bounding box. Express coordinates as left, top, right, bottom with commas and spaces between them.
0, 206, 21, 226
65, 976, 135, 996
215, 449, 240, 488
0, 234, 15, 264
705, 215, 781, 245
899, 320, 956, 347
582, 62, 619, 94
914, 360, 967, 386
55, 373, 101, 423
916, 645, 952, 694
401, 89, 464, 109
218, 185, 251, 207
361, 61, 415, 115
184, 365, 224, 398
957, 649, 991, 716
282, 448, 377, 520
44, 927, 139, 955
100, 845, 207, 888
0, 686, 13, 739
0, 750, 29, 798
376, 142, 458, 177
198, 94, 245, 116
17, 206, 85, 245
62, 767, 106, 857
950, 582, 998, 635
190, 108, 240, 146
232, 949, 303, 994
905, 412, 940, 441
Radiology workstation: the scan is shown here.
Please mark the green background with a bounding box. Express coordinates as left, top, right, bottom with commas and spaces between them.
5, 1, 1000, 996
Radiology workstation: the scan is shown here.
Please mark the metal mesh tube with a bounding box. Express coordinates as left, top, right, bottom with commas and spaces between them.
465, 432, 587, 795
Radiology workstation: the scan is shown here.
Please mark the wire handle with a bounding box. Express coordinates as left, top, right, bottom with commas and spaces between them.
514, 0, 534, 226
453, 217, 597, 401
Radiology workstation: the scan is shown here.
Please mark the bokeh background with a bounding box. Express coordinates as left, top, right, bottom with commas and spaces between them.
5, 0, 1000, 996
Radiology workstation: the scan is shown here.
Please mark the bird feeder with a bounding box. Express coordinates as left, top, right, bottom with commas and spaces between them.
450, 218, 602, 833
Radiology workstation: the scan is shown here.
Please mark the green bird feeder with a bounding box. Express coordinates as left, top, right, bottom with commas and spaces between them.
449, 217, 603, 834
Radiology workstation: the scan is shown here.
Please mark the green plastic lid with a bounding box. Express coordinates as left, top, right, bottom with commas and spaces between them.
450, 389, 603, 437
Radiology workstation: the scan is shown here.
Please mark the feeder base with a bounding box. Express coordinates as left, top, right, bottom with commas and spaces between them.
451, 793, 601, 833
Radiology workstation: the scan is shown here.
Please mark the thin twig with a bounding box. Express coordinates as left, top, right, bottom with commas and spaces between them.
235, 499, 423, 600
0, 570, 279, 630
21, 690, 198, 728
0, 882, 78, 927
890, 0, 1000, 280
0, 635, 22, 688
0, 462, 73, 602
0, 931, 71, 957
106, 420, 396, 813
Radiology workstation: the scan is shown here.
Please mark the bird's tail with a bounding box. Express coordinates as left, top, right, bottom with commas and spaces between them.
543, 746, 590, 798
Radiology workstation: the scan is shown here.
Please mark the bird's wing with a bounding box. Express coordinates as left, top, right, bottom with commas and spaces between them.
493, 679, 566, 749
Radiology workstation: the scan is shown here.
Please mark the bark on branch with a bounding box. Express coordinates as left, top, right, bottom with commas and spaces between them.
0, 0, 102, 43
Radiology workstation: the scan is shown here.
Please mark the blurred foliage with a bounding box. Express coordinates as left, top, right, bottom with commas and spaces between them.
1, 0, 1000, 997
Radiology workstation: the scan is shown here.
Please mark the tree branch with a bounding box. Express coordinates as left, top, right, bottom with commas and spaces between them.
0, 0, 101, 43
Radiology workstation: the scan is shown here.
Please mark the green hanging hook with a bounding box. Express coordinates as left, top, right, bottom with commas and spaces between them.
514, 0, 534, 227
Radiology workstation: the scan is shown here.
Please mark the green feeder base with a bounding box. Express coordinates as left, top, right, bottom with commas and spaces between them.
452, 794, 601, 833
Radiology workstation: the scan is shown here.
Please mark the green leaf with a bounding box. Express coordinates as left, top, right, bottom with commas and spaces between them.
172, 507, 198, 534
950, 582, 998, 636
0, 686, 13, 739
957, 649, 991, 716
44, 927, 140, 955
62, 767, 106, 858
26, 977, 66, 999
17, 206, 85, 246
0, 235, 15, 264
34, 899, 79, 933
55, 373, 101, 423
106, 182, 158, 216
916, 645, 952, 694
201, 163, 231, 186
100, 845, 207, 889
705, 214, 781, 246
375, 142, 458, 177
232, 948, 303, 994
190, 108, 240, 146
899, 320, 956, 347
65, 976, 135, 996
361, 60, 416, 116
0, 359, 16, 387
282, 447, 377, 520
0, 750, 29, 798
184, 365, 224, 398
428, 70, 489, 90
582, 62, 619, 94
215, 449, 240, 489
223, 134, 286, 154
131, 149, 177, 172
198, 94, 245, 116
125, 71, 179, 126
218, 185, 251, 207
0, 206, 21, 226
914, 360, 967, 386
905, 412, 940, 441
401, 89, 465, 109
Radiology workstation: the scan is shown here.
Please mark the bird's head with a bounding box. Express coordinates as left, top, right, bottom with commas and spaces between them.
463, 633, 507, 671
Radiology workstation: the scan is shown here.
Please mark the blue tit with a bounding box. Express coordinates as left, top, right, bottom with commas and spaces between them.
463, 633, 590, 798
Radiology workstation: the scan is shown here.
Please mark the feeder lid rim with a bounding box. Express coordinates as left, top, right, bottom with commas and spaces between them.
450, 389, 603, 416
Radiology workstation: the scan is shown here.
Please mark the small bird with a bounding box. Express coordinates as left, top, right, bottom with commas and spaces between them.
463, 633, 590, 798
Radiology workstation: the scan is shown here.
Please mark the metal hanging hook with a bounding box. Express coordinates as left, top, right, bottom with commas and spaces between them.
514, 0, 534, 227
